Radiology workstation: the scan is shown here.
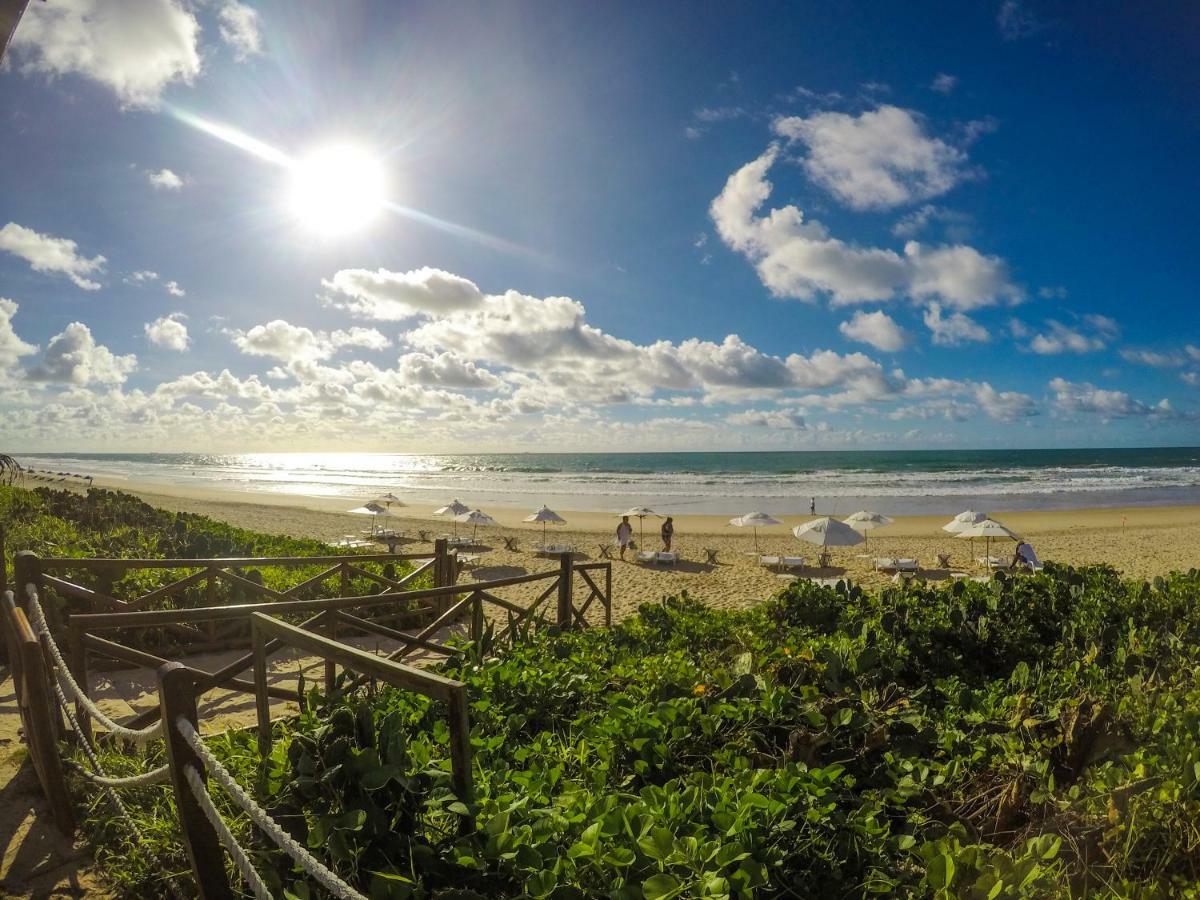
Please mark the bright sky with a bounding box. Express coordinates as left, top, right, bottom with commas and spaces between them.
1, 0, 1198, 452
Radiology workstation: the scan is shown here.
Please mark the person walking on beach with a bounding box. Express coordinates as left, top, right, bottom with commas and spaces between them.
616, 515, 633, 560
661, 516, 674, 552
810, 497, 816, 515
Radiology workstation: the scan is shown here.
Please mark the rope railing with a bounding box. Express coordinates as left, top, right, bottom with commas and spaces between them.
175, 715, 368, 900
26, 587, 164, 745
182, 764, 273, 900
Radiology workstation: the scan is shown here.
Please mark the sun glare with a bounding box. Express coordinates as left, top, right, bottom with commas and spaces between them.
287, 144, 387, 236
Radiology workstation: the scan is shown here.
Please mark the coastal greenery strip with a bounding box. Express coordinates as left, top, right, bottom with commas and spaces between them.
0, 485, 424, 654
75, 563, 1200, 898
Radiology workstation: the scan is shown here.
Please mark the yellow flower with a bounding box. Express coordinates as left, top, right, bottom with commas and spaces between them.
693, 683, 707, 696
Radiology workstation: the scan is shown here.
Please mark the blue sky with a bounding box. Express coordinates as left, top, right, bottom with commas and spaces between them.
1, 0, 1197, 452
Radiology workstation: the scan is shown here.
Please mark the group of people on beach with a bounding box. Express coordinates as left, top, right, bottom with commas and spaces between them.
615, 514, 673, 560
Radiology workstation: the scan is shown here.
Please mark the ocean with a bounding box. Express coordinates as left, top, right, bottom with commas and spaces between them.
15, 448, 1200, 516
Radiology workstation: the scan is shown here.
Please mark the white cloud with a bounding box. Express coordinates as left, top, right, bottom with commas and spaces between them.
931, 73, 958, 94
923, 303, 990, 346
1119, 348, 1187, 368
997, 0, 1044, 40
1049, 378, 1170, 419
218, 1, 263, 60
710, 147, 1019, 309
231, 320, 390, 363
727, 408, 807, 429
0, 299, 38, 368
11, 0, 201, 109
322, 267, 485, 320
772, 105, 977, 210
891, 204, 972, 240
147, 168, 183, 190
0, 222, 106, 290
127, 270, 159, 284
28, 323, 136, 385
1028, 315, 1119, 355
165, 280, 186, 297
144, 314, 190, 351
396, 351, 502, 389
838, 310, 909, 352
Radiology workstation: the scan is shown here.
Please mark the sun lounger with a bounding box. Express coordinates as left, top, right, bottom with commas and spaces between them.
537, 543, 574, 557
876, 558, 918, 572
635, 550, 658, 564
978, 556, 1011, 569
655, 552, 679, 565
760, 555, 806, 572
334, 537, 373, 549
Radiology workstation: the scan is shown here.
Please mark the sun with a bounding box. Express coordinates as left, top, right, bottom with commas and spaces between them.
286, 143, 387, 236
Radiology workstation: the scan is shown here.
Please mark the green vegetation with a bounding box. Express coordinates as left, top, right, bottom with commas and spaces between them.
76, 560, 1200, 898
1, 486, 424, 655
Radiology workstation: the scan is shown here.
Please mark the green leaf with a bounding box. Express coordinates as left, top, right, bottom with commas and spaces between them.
926, 853, 955, 890
642, 873, 681, 899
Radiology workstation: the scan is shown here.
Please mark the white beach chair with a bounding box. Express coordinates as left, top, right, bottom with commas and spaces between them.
780, 556, 807, 571
759, 555, 783, 570
635, 550, 657, 564
874, 557, 896, 571
894, 558, 919, 572
655, 552, 680, 565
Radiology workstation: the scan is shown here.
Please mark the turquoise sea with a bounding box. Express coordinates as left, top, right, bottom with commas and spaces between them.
16, 448, 1200, 516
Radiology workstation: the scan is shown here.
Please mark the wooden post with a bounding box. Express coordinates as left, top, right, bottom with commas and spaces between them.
470, 590, 484, 644
604, 563, 612, 628
17, 611, 75, 834
433, 539, 448, 588
446, 684, 475, 833
15, 551, 57, 633
159, 662, 234, 900
557, 553, 574, 631
322, 608, 337, 695
251, 623, 271, 759
66, 622, 92, 745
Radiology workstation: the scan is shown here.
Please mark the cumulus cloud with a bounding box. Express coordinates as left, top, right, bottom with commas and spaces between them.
218, 1, 263, 60
147, 168, 183, 190
165, 280, 186, 297
396, 351, 502, 389
0, 222, 106, 290
144, 314, 190, 351
1028, 315, 1118, 355
923, 303, 990, 346
727, 408, 807, 429
231, 320, 391, 363
1049, 377, 1171, 419
710, 147, 1018, 308
771, 105, 977, 210
322, 267, 485, 320
931, 73, 958, 94
838, 310, 909, 352
11, 0, 201, 109
28, 323, 136, 385
891, 204, 973, 241
0, 299, 38, 368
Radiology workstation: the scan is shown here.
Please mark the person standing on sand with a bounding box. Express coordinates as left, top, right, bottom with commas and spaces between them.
661, 516, 674, 552
810, 497, 816, 515
616, 515, 633, 559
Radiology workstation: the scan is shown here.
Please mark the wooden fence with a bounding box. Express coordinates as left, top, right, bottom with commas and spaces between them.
6, 545, 612, 853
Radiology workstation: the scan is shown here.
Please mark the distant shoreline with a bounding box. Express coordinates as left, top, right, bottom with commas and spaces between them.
17, 448, 1200, 518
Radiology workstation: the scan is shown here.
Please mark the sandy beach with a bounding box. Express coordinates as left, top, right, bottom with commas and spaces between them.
58, 477, 1200, 621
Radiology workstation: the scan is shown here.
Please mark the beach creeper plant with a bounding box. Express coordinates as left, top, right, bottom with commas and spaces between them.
64, 554, 1200, 897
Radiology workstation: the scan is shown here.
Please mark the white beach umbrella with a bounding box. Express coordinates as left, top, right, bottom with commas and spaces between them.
375, 492, 404, 508
955, 518, 1020, 564
347, 501, 393, 534
730, 511, 783, 552
942, 510, 988, 533
618, 505, 661, 543
843, 510, 893, 545
434, 498, 471, 536
844, 511, 893, 530
524, 505, 567, 542
793, 517, 866, 548
455, 508, 497, 542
